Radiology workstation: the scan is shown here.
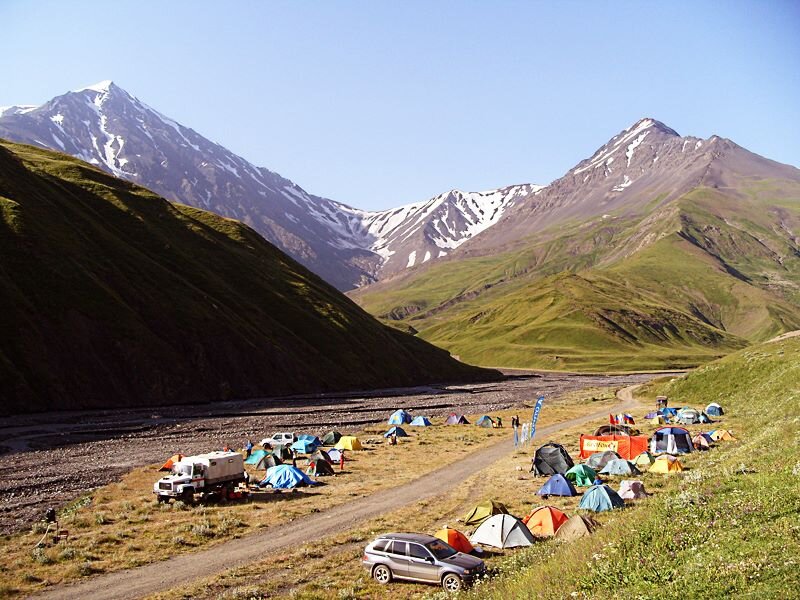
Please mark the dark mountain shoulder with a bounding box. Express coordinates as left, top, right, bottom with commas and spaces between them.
0, 140, 498, 415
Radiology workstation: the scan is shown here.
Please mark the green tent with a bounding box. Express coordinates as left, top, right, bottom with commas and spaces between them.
322, 431, 342, 446
245, 449, 268, 465
565, 464, 597, 487
463, 499, 509, 526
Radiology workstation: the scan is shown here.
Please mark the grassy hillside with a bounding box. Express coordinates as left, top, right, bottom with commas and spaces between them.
459, 335, 800, 599
352, 186, 800, 371
0, 140, 497, 415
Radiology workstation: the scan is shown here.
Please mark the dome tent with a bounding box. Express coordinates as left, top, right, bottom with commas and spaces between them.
618, 479, 648, 500
463, 499, 508, 526
649, 454, 684, 474
470, 514, 535, 549
388, 409, 413, 425
383, 426, 408, 438
600, 458, 642, 476
555, 515, 598, 541
335, 436, 364, 451
321, 431, 342, 446
650, 427, 693, 455
633, 451, 656, 468
475, 415, 494, 428
522, 506, 569, 537
259, 465, 317, 489
578, 484, 625, 512
565, 464, 597, 487
410, 415, 432, 426
537, 473, 578, 497
290, 439, 320, 454
585, 450, 621, 470
531, 442, 574, 476
434, 528, 475, 554
705, 403, 724, 417
445, 413, 470, 425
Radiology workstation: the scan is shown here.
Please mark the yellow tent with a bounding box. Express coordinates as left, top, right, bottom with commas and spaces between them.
335, 436, 364, 451
709, 429, 736, 442
649, 455, 683, 474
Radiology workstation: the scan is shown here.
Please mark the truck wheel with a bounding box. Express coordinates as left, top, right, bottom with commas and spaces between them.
442, 573, 463, 592
156, 495, 167, 504
373, 564, 392, 584
180, 488, 193, 504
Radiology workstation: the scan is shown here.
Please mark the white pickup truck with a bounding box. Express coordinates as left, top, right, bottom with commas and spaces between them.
153, 451, 246, 503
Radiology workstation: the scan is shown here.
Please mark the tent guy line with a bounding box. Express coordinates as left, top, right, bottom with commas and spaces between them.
32, 387, 641, 600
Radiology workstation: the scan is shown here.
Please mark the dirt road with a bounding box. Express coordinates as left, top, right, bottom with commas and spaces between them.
33, 384, 643, 600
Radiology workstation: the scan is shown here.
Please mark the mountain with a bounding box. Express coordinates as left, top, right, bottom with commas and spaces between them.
0, 82, 540, 289
351, 119, 800, 371
0, 139, 498, 415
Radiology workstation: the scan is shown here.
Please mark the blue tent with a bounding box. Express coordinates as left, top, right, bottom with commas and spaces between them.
410, 416, 432, 426
600, 458, 642, 476
578, 485, 625, 512
658, 407, 679, 417
259, 465, 317, 489
537, 474, 578, 497
297, 434, 322, 445
290, 439, 320, 454
475, 416, 494, 428
384, 426, 409, 438
388, 409, 413, 425
705, 403, 724, 417
245, 449, 268, 465
698, 412, 712, 424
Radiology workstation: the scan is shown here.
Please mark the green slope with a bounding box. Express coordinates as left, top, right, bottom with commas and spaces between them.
351, 186, 800, 371
463, 335, 800, 599
0, 140, 497, 415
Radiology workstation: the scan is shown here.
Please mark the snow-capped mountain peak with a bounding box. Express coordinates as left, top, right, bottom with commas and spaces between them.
73, 79, 116, 94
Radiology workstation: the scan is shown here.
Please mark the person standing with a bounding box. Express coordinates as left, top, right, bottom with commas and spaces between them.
339, 450, 346, 471
245, 439, 253, 459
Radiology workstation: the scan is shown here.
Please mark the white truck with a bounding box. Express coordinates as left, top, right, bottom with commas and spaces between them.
153, 451, 246, 503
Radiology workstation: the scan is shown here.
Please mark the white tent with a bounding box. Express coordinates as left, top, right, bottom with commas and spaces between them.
469, 514, 535, 549
618, 479, 648, 499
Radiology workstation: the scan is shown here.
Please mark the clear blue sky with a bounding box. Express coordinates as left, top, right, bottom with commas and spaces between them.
2, 1, 799, 210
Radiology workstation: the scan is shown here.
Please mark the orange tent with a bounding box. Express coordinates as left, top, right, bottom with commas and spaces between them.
160, 454, 184, 471
434, 528, 474, 554
522, 506, 569, 537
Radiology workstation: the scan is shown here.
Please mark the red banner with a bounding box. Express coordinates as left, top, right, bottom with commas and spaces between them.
579, 435, 649, 459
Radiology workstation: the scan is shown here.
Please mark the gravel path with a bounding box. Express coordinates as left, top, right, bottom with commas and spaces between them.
30, 382, 646, 600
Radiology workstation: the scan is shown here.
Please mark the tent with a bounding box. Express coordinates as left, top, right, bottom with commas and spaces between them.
160, 454, 184, 471
297, 434, 322, 445
659, 407, 679, 417
245, 449, 268, 465
475, 416, 494, 428
259, 465, 317, 489
271, 445, 293, 461
594, 424, 639, 436
649, 455, 684, 474
578, 485, 625, 512
470, 514, 535, 549
531, 442, 574, 476
309, 449, 332, 464
537, 474, 578, 497
321, 431, 342, 446
445, 413, 470, 425
618, 479, 648, 499
327, 448, 343, 463
676, 408, 702, 425
600, 458, 642, 476
388, 409, 413, 425
698, 412, 712, 424
306, 459, 335, 476
434, 528, 475, 554
522, 506, 569, 537
290, 439, 319, 454
335, 436, 364, 451
565, 464, 597, 487
383, 426, 408, 438
410, 416, 432, 427
255, 453, 282, 470
633, 451, 656, 468
463, 499, 508, 526
555, 515, 597, 541
709, 429, 736, 442
650, 427, 693, 455
692, 434, 711, 451
705, 403, 724, 417
585, 450, 621, 470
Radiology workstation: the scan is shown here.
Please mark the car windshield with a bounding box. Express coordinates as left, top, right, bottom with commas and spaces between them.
425, 540, 457, 559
